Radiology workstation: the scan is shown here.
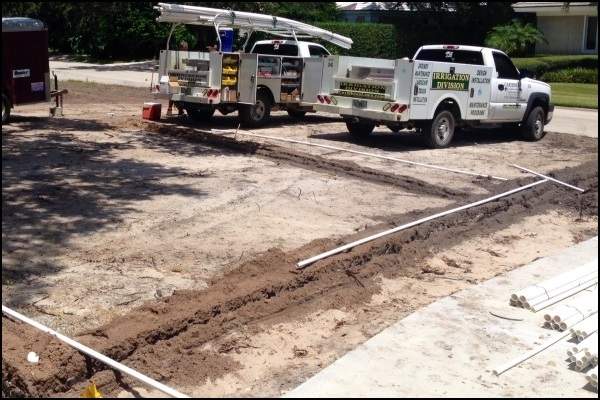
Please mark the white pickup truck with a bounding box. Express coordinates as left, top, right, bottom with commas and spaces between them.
314, 45, 554, 148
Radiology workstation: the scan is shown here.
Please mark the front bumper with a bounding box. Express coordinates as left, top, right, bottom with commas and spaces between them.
546, 103, 554, 123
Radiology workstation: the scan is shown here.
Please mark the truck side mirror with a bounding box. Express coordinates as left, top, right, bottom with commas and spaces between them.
519, 69, 533, 79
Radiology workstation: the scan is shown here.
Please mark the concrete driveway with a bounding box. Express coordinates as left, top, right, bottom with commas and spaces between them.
50, 59, 156, 88
548, 106, 598, 138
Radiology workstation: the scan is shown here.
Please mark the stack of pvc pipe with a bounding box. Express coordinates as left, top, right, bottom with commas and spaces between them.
567, 332, 598, 371
570, 314, 598, 342
542, 291, 598, 331
510, 259, 598, 311
587, 366, 598, 389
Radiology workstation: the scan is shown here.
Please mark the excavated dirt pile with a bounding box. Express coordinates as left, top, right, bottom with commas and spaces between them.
2, 159, 597, 398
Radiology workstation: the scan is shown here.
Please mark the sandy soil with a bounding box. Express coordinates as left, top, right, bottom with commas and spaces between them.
2, 81, 598, 397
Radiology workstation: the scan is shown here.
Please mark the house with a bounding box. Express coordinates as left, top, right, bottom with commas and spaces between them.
336, 2, 396, 23
512, 2, 598, 54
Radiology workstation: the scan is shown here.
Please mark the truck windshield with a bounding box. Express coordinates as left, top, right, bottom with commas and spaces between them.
252, 43, 298, 56
415, 49, 484, 65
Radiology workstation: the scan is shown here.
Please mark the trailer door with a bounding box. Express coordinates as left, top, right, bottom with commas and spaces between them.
238, 53, 258, 104
300, 57, 323, 104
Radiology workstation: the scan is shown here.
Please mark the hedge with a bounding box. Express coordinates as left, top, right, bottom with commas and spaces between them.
513, 55, 598, 76
316, 22, 398, 59
542, 68, 598, 84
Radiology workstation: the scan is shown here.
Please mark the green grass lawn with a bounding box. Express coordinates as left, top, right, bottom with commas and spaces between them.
550, 83, 598, 109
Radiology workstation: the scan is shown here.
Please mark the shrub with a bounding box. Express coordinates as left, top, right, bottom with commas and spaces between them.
485, 19, 546, 57
513, 55, 599, 77
316, 22, 398, 59
542, 68, 598, 84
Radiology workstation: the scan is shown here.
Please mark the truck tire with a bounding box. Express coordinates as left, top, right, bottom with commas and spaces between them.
287, 109, 307, 119
186, 106, 215, 122
239, 90, 271, 128
2, 94, 10, 124
424, 110, 455, 148
521, 106, 546, 141
346, 120, 375, 139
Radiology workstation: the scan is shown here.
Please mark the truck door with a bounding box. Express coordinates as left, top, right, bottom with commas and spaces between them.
238, 53, 258, 104
489, 51, 527, 121
300, 57, 324, 104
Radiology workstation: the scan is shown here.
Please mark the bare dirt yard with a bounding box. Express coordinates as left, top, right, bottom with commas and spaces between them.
2, 81, 598, 397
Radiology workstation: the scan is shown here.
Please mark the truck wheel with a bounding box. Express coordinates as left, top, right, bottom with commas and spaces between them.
424, 110, 455, 148
521, 106, 546, 141
2, 94, 10, 124
240, 91, 271, 127
287, 109, 307, 119
186, 107, 215, 122
346, 120, 375, 139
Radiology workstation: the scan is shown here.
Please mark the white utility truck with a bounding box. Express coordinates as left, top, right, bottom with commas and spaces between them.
154, 3, 351, 127
313, 45, 554, 148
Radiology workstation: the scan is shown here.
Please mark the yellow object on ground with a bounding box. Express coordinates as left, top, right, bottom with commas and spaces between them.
81, 382, 103, 398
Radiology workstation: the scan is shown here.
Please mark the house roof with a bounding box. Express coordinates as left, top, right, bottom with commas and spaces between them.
512, 2, 598, 16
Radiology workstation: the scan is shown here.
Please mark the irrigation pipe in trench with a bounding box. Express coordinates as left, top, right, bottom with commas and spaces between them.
210, 129, 508, 181
296, 179, 549, 268
1, 305, 190, 398
511, 164, 586, 192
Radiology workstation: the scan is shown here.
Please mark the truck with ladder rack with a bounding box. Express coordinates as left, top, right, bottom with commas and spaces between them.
313, 45, 554, 148
153, 3, 352, 127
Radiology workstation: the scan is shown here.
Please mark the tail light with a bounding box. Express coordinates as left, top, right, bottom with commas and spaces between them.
324, 96, 331, 104
386, 103, 407, 113
207, 89, 213, 97
317, 95, 324, 103
330, 96, 338, 105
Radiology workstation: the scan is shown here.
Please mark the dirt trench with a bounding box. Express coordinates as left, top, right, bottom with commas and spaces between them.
2, 159, 597, 398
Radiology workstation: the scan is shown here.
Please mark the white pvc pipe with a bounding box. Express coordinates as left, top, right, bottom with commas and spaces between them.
1, 305, 189, 398
511, 164, 586, 192
493, 320, 584, 376
516, 263, 598, 305
297, 179, 548, 268
211, 129, 509, 181
530, 280, 598, 312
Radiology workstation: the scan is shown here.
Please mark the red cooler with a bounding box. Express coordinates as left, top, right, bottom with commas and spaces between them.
142, 102, 161, 120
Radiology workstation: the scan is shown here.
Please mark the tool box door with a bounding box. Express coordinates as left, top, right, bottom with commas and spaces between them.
465, 66, 493, 120
301, 57, 324, 104
238, 53, 258, 104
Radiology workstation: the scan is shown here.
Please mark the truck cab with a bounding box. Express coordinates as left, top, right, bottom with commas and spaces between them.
414, 45, 553, 126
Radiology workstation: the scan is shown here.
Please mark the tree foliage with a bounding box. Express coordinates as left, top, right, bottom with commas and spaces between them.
485, 19, 547, 56
1, 2, 338, 59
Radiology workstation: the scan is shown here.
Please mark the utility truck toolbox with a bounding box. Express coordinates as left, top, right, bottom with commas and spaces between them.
153, 3, 352, 128
314, 45, 553, 148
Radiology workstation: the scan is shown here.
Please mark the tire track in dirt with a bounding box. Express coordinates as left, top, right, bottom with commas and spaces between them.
143, 121, 477, 199
2, 160, 596, 397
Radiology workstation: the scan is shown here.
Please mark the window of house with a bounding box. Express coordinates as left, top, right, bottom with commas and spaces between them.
492, 52, 520, 80
585, 16, 598, 51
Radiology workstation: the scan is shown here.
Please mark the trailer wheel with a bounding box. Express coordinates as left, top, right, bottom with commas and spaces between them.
2, 94, 10, 124
424, 110, 455, 148
240, 90, 271, 127
287, 109, 307, 119
521, 106, 546, 141
186, 106, 215, 122
346, 120, 375, 139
